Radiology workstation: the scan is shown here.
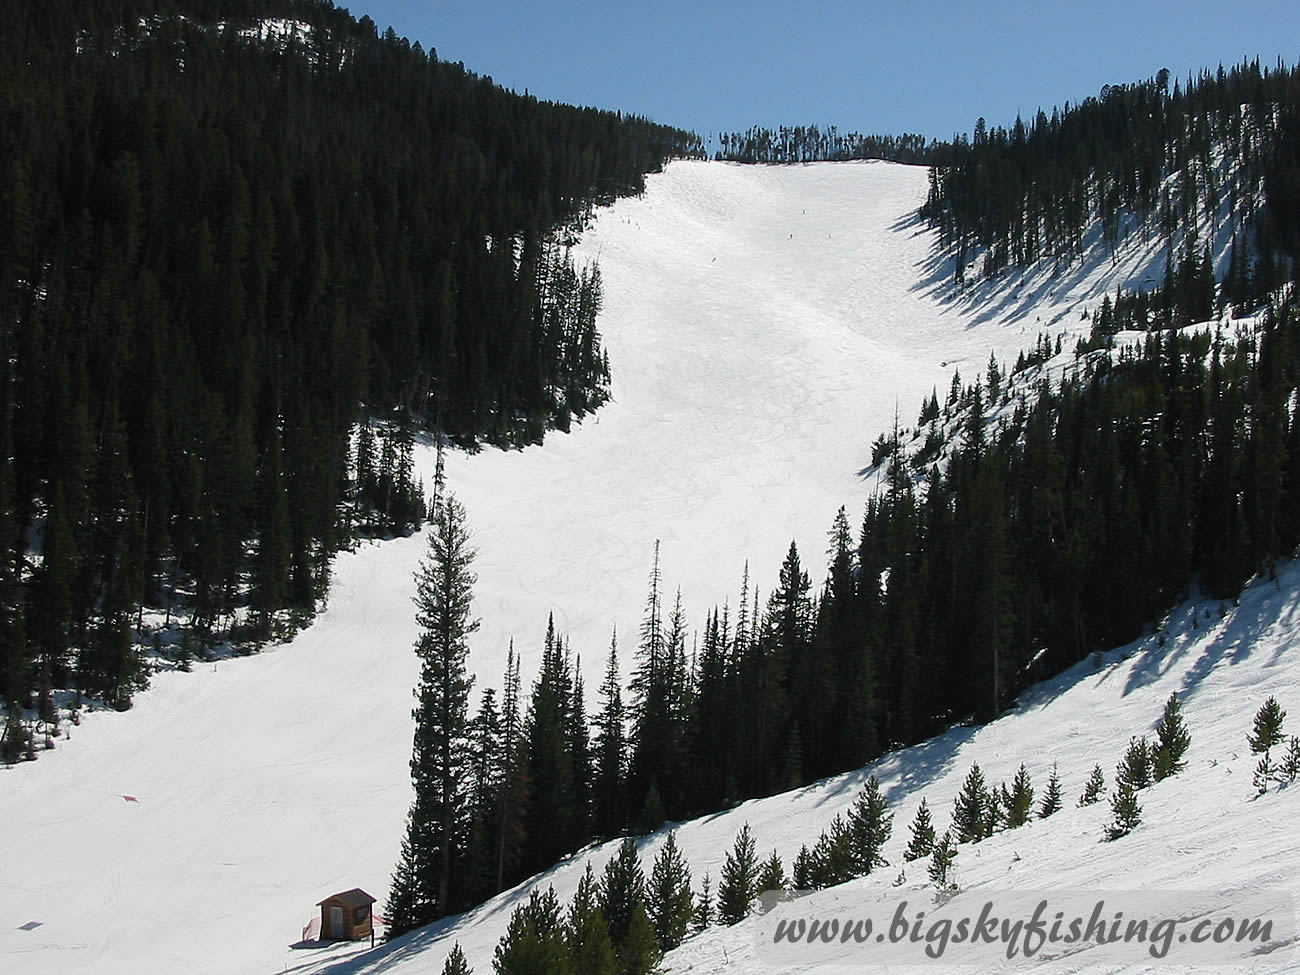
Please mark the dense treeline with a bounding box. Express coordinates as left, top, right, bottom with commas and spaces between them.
921, 60, 1300, 282
715, 125, 939, 165
0, 0, 702, 745
391, 288, 1300, 932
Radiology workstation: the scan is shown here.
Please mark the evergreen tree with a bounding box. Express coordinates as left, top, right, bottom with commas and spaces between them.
593, 629, 628, 837
692, 873, 713, 933
1280, 737, 1300, 784
1105, 780, 1142, 840
646, 830, 693, 953
1153, 692, 1191, 780
792, 845, 815, 890
618, 902, 661, 975
952, 764, 995, 843
808, 815, 855, 888
1249, 697, 1287, 753
1038, 763, 1063, 819
928, 831, 958, 889
903, 799, 936, 862
1003, 764, 1035, 828
1254, 752, 1276, 795
388, 492, 479, 934
442, 943, 472, 975
846, 775, 892, 874
756, 850, 787, 894
568, 864, 618, 975
717, 823, 759, 925
1117, 736, 1154, 791
599, 838, 647, 949
1079, 764, 1106, 806
493, 887, 572, 975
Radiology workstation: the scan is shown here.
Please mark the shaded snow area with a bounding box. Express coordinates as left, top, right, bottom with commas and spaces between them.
1, 160, 1288, 975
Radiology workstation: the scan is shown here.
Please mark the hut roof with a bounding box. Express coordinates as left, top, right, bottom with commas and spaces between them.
318, 888, 376, 909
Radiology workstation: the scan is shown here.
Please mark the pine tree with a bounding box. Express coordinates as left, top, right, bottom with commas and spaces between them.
952, 764, 994, 843
928, 831, 958, 889
646, 830, 693, 953
1280, 737, 1300, 784
792, 845, 815, 890
442, 942, 472, 975
903, 799, 935, 862
1105, 780, 1142, 840
1117, 736, 1154, 791
1254, 752, 1276, 795
847, 775, 892, 874
599, 838, 647, 949
618, 902, 661, 975
756, 850, 787, 894
493, 886, 572, 975
692, 873, 713, 933
717, 823, 759, 925
1038, 763, 1063, 819
388, 492, 479, 935
1079, 764, 1106, 806
1249, 697, 1287, 753
808, 814, 855, 888
1153, 692, 1191, 781
568, 864, 617, 975
593, 629, 627, 837
1003, 764, 1034, 828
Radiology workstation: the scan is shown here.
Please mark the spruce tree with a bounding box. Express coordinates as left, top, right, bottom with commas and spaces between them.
493, 886, 572, 975
792, 845, 815, 890
952, 764, 994, 843
756, 850, 787, 894
618, 902, 661, 975
442, 943, 472, 975
928, 831, 958, 889
593, 629, 627, 837
1249, 697, 1287, 753
1105, 780, 1142, 840
1153, 692, 1191, 781
1003, 764, 1034, 828
1254, 752, 1276, 795
1079, 764, 1106, 806
847, 775, 892, 874
646, 830, 693, 953
692, 873, 713, 933
1117, 736, 1154, 791
903, 799, 935, 862
1038, 763, 1063, 819
568, 864, 617, 975
717, 823, 759, 925
1280, 737, 1300, 784
599, 838, 647, 949
388, 492, 479, 935
809, 814, 855, 888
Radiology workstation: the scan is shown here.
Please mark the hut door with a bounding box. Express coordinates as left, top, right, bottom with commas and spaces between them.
330, 906, 344, 939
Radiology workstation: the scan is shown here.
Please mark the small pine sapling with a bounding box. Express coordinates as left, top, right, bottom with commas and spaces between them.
1280, 737, 1300, 784
1038, 763, 1063, 819
1079, 764, 1106, 806
928, 831, 958, 889
1254, 752, 1276, 796
1153, 692, 1191, 781
1105, 779, 1142, 840
903, 799, 936, 862
692, 873, 712, 933
756, 851, 787, 895
1249, 697, 1287, 754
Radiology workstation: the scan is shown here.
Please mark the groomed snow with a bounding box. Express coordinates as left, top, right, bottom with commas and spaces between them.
0, 159, 1253, 975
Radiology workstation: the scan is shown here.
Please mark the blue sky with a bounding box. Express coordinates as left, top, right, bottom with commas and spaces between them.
353, 1, 1296, 144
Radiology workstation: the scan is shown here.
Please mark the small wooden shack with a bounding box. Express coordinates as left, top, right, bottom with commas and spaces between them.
317, 888, 377, 942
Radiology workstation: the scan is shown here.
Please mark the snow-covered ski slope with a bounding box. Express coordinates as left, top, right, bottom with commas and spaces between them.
0, 159, 1259, 975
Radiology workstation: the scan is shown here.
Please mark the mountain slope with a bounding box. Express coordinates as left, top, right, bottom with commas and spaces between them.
0, 158, 1241, 975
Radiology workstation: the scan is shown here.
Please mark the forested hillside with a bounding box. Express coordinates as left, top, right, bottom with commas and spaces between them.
921, 60, 1300, 288
0, 0, 701, 743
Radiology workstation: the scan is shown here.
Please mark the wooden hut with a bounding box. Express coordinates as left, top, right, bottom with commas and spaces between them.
317, 888, 377, 942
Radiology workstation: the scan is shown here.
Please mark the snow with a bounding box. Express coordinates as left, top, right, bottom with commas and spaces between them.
0, 159, 1284, 975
